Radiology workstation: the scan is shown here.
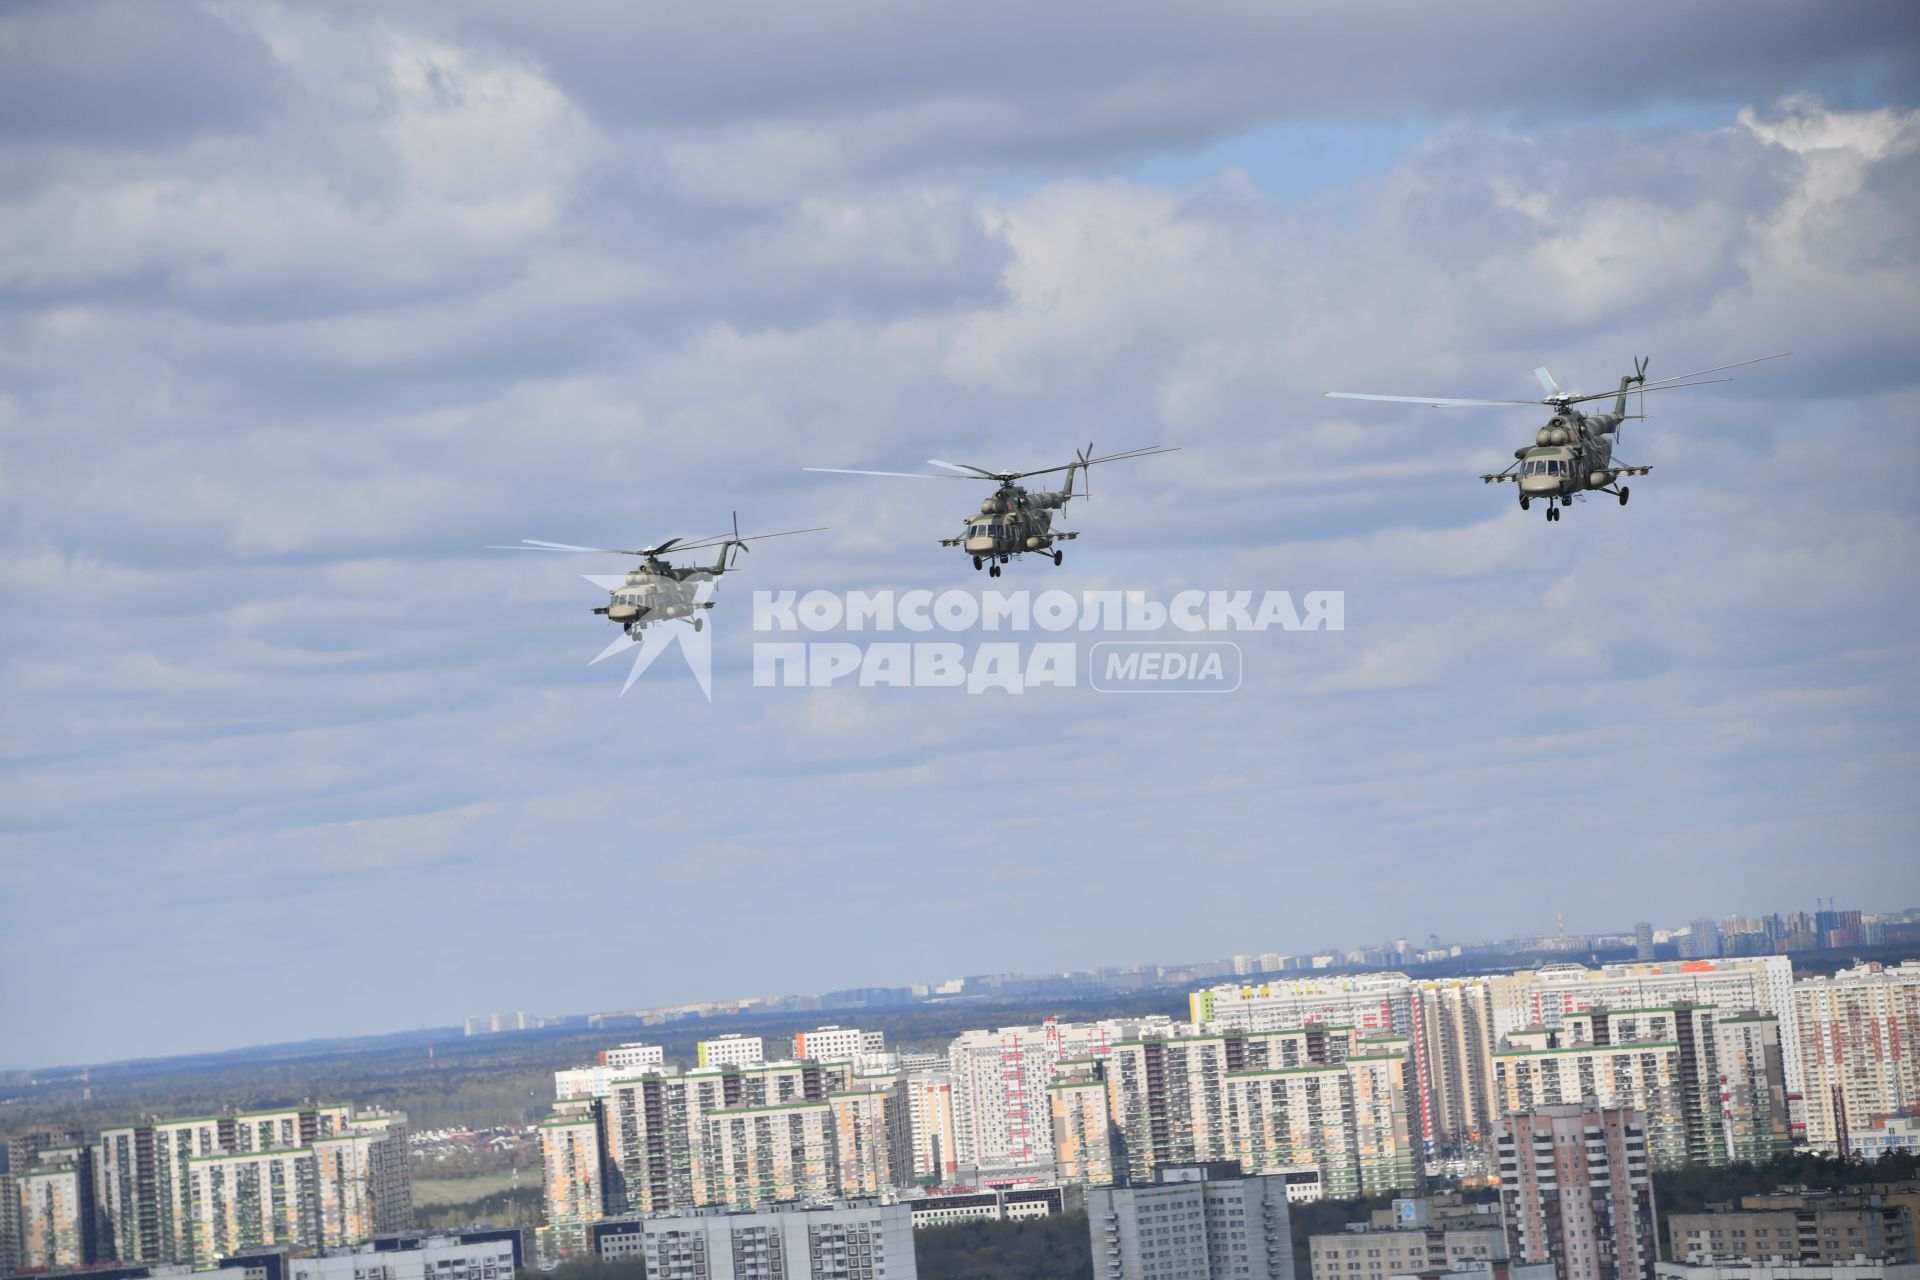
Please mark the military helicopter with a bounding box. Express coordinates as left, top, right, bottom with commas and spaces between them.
1326, 353, 1788, 521
490, 514, 823, 634
805, 444, 1176, 574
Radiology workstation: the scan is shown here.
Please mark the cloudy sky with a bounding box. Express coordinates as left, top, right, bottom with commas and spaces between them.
3, 1, 1917, 1067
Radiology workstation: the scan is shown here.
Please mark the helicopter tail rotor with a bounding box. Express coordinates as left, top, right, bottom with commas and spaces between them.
1071, 441, 1094, 499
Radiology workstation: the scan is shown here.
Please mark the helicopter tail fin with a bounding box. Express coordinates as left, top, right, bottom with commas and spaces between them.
1614, 357, 1649, 417
1066, 442, 1092, 500
716, 510, 745, 573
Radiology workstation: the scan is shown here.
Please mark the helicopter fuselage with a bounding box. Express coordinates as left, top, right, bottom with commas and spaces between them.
596, 559, 722, 633
940, 482, 1078, 569
1479, 375, 1652, 519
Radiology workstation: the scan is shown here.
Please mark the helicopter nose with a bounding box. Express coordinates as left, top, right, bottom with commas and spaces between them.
963, 536, 996, 553
1519, 475, 1558, 494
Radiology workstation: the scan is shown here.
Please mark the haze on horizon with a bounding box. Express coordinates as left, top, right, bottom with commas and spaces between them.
2, 0, 1917, 1069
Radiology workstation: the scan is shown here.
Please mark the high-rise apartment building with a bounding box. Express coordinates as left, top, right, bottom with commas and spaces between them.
14, 1143, 97, 1270
543, 1056, 905, 1249
1218, 1032, 1419, 1199
1086, 1161, 1296, 1280
71, 1107, 408, 1269
895, 1069, 959, 1185
540, 1100, 611, 1262
1493, 1004, 1784, 1170
1635, 925, 1656, 963
641, 1200, 916, 1280
1713, 1015, 1794, 1163
1050, 1061, 1116, 1186
948, 1023, 1074, 1175
1793, 963, 1920, 1154
0, 1171, 20, 1278
1497, 1101, 1656, 1280
1488, 959, 1801, 1099
1047, 1024, 1419, 1199
1194, 974, 1497, 1146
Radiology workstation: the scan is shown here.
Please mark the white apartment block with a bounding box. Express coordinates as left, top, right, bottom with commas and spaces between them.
1794, 963, 1920, 1153
907, 1186, 1066, 1229
642, 1201, 915, 1280
795, 1027, 886, 1062
605, 1043, 667, 1071
1309, 1197, 1508, 1280
698, 1035, 767, 1068
1087, 1162, 1296, 1280
289, 1235, 516, 1280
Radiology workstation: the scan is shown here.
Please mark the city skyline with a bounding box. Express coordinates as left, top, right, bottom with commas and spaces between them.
5, 895, 1908, 1073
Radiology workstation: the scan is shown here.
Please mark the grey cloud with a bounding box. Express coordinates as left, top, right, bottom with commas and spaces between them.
0, 1, 281, 146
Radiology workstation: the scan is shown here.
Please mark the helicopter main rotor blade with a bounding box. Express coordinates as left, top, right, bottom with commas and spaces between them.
667, 526, 830, 554
500, 539, 652, 555
1534, 367, 1564, 397
1325, 392, 1540, 407
1008, 445, 1179, 481
1560, 377, 1733, 406
803, 466, 976, 480
733, 525, 830, 543
927, 459, 1002, 478
1634, 352, 1790, 390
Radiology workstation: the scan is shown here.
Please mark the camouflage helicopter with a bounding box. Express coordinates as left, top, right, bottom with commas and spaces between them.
1326, 353, 1788, 521
491, 514, 823, 634
805, 444, 1176, 575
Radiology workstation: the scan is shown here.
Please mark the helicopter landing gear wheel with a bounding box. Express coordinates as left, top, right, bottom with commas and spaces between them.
1618, 487, 1629, 506
1519, 496, 1530, 511
989, 563, 1000, 577
1547, 506, 1559, 522
972, 556, 982, 570
693, 616, 704, 632
1052, 550, 1063, 566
